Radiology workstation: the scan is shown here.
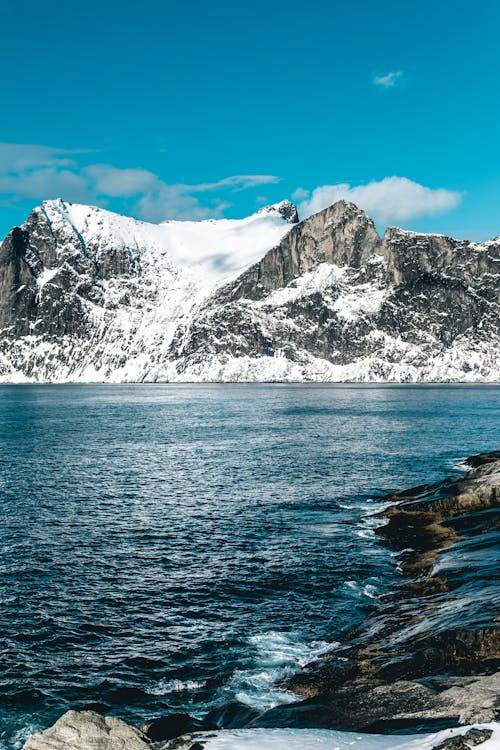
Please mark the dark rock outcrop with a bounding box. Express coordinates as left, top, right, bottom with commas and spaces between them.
139, 713, 212, 742
432, 727, 493, 749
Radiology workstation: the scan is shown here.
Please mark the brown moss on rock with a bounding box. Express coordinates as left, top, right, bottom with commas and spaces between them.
465, 451, 500, 468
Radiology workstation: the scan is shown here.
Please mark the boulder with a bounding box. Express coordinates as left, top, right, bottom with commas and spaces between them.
432, 727, 493, 749
139, 713, 209, 742
22, 710, 149, 750
204, 700, 260, 729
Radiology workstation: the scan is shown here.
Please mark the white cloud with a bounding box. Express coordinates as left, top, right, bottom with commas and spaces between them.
291, 187, 309, 201
0, 143, 279, 222
136, 175, 278, 222
192, 174, 279, 192
373, 71, 404, 88
137, 187, 215, 223
85, 164, 160, 197
296, 177, 462, 225
0, 144, 92, 203
0, 167, 92, 202
0, 143, 79, 172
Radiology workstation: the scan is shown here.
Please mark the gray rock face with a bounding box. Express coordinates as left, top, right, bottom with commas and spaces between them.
432, 727, 493, 749
258, 199, 299, 225
219, 201, 380, 301
1, 198, 499, 382
22, 710, 149, 750
172, 204, 499, 380
252, 672, 500, 732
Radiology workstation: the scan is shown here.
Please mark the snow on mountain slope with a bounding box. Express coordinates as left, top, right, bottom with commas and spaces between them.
0, 198, 498, 383
0, 198, 298, 382
46, 198, 299, 282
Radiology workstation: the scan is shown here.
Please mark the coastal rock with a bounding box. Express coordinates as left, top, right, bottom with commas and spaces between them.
273, 453, 500, 732
432, 727, 493, 749
465, 451, 500, 468
204, 701, 261, 729
22, 710, 149, 749
154, 736, 209, 750
139, 713, 210, 742
253, 672, 500, 732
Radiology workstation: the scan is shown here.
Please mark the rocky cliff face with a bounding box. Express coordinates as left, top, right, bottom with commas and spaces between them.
170, 204, 499, 381
0, 198, 498, 382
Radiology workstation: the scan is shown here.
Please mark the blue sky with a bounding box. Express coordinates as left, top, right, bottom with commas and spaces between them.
1, 0, 499, 239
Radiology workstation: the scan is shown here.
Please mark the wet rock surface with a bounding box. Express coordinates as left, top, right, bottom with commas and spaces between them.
154, 735, 211, 750
140, 714, 212, 743
261, 452, 500, 732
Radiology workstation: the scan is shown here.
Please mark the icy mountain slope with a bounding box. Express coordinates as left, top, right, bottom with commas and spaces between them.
0, 198, 498, 382
0, 198, 297, 382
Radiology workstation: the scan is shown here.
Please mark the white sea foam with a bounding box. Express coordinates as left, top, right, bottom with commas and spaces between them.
6, 722, 43, 750
147, 678, 207, 696
344, 579, 381, 600
224, 632, 334, 710
146, 632, 336, 712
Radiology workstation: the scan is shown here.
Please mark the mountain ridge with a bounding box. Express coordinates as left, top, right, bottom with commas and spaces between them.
0, 198, 498, 383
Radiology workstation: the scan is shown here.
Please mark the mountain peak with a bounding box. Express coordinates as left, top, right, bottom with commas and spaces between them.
257, 200, 299, 224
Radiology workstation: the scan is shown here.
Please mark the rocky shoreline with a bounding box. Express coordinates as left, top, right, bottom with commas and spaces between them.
254, 451, 500, 733
22, 453, 500, 749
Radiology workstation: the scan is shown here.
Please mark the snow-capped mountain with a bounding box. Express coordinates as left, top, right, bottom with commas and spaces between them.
0, 197, 498, 382
0, 198, 297, 382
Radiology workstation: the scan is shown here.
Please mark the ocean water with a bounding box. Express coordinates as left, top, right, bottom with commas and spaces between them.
0, 384, 498, 749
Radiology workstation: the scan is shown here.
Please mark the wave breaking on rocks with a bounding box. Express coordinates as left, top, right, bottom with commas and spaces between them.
21, 452, 500, 749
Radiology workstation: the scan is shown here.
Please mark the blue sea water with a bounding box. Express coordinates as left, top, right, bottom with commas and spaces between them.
0, 384, 498, 748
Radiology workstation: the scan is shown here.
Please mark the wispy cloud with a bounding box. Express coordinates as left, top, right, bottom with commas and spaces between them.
0, 167, 91, 203
136, 185, 220, 223
192, 175, 280, 193
373, 70, 404, 89
135, 174, 279, 222
85, 164, 160, 198
295, 177, 461, 225
0, 143, 85, 173
0, 143, 280, 222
